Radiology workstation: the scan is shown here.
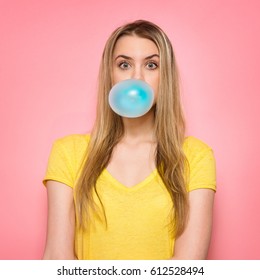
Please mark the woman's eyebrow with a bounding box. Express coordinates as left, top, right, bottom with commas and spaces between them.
114, 55, 133, 61
114, 54, 159, 61
145, 54, 159, 59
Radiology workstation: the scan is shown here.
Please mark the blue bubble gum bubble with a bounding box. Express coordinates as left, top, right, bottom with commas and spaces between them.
108, 79, 154, 118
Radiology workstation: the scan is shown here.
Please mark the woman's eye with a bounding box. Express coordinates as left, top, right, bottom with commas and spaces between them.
146, 62, 158, 70
119, 61, 131, 70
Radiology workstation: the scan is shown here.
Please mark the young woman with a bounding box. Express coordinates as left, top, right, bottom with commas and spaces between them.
42, 20, 216, 260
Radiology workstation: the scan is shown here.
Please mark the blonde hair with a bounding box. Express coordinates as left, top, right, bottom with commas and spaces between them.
76, 20, 189, 237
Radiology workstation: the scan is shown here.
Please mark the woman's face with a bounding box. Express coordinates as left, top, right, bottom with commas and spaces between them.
112, 35, 160, 101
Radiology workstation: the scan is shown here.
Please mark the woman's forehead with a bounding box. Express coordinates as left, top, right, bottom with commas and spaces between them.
113, 35, 159, 59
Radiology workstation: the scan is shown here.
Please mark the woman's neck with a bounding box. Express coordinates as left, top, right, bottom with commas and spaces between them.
121, 109, 156, 144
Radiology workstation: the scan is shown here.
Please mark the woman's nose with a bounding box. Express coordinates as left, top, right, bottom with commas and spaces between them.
131, 67, 144, 80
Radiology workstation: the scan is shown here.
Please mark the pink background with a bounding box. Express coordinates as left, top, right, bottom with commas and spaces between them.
1, 0, 259, 259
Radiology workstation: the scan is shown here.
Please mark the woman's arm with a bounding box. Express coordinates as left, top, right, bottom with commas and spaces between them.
171, 189, 215, 260
42, 181, 76, 260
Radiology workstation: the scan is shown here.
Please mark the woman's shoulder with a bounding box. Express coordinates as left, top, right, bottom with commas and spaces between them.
43, 134, 91, 188
183, 136, 216, 192
53, 134, 91, 148
51, 133, 91, 160
183, 136, 213, 158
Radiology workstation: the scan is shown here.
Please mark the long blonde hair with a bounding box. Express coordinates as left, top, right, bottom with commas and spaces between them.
75, 20, 189, 237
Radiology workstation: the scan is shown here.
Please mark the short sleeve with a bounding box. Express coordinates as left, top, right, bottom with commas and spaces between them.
43, 138, 75, 188
184, 137, 216, 192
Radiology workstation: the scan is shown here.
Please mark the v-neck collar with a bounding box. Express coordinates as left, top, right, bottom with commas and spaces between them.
101, 168, 158, 191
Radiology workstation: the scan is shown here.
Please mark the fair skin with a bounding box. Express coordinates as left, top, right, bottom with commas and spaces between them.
171, 189, 215, 259
43, 35, 215, 260
42, 181, 76, 259
107, 35, 159, 186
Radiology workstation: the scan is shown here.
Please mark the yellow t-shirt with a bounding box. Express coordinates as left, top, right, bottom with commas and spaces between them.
43, 134, 216, 260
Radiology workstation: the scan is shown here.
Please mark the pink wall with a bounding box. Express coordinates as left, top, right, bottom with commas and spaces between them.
1, 0, 259, 259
